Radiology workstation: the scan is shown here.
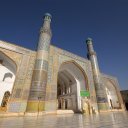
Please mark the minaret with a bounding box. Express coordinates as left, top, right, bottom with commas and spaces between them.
27, 13, 52, 112
86, 38, 108, 111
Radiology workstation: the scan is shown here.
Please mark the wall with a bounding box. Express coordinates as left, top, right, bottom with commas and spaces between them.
45, 45, 98, 113
0, 40, 36, 112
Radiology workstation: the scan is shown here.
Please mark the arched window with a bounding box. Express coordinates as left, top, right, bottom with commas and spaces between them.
1, 91, 10, 107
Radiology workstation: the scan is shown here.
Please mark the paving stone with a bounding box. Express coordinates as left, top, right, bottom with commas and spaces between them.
0, 112, 128, 128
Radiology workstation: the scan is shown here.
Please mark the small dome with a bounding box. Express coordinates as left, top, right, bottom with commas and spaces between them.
44, 13, 52, 19
86, 38, 93, 41
86, 38, 93, 44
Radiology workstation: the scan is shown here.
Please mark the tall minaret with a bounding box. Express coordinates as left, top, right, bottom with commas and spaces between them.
27, 13, 52, 112
86, 38, 108, 111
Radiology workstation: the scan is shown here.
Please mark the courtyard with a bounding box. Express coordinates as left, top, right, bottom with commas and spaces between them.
0, 112, 128, 128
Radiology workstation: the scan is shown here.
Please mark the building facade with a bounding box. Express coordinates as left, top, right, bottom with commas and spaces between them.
0, 13, 125, 114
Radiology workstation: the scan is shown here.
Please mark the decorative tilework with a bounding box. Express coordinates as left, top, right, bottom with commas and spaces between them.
35, 59, 48, 70
29, 90, 46, 100
32, 70, 47, 82
0, 40, 32, 54
38, 35, 50, 51
25, 56, 35, 80
43, 60, 48, 70
0, 44, 37, 112
19, 102, 27, 112
31, 81, 46, 87
14, 80, 24, 86
14, 89, 22, 98
22, 90, 29, 100
8, 102, 21, 112
0, 34, 123, 114
45, 46, 98, 112
40, 27, 52, 36
45, 91, 57, 101
47, 56, 53, 83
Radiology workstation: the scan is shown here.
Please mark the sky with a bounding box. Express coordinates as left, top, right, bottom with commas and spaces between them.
0, 0, 128, 90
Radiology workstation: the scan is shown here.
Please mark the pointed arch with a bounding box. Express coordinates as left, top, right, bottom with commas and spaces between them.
0, 50, 17, 111
58, 60, 89, 91
57, 60, 89, 112
105, 79, 121, 109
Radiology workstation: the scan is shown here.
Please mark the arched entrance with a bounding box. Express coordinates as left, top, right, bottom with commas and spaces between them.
105, 80, 121, 109
0, 51, 16, 111
57, 61, 88, 112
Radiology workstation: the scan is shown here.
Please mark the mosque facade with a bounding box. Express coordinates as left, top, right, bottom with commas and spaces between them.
0, 13, 125, 114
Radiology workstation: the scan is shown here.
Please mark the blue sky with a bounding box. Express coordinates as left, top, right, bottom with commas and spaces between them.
0, 0, 128, 90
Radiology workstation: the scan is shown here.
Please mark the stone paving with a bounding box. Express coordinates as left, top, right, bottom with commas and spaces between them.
0, 112, 128, 128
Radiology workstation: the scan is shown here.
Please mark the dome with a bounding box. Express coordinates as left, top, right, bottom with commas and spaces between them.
44, 13, 52, 19
86, 38, 93, 43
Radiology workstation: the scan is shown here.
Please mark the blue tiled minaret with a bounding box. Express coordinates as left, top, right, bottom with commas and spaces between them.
86, 38, 108, 111
27, 13, 52, 112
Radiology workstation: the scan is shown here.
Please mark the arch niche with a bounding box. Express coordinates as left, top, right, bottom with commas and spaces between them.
57, 61, 89, 112
0, 51, 16, 111
105, 80, 121, 109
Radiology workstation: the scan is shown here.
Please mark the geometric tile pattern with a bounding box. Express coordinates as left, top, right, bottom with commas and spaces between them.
45, 45, 98, 112
0, 40, 36, 113
0, 38, 124, 113
35, 59, 48, 70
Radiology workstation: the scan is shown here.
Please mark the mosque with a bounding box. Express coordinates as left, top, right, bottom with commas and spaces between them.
0, 13, 125, 115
